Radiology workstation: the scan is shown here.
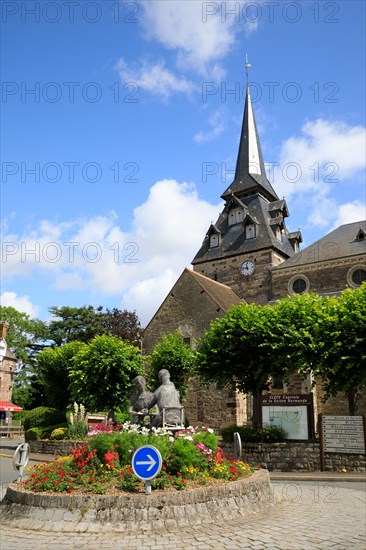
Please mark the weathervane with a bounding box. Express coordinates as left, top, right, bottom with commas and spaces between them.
245, 53, 251, 86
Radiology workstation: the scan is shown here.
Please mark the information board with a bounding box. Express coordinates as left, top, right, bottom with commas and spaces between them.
321, 415, 365, 454
259, 394, 313, 440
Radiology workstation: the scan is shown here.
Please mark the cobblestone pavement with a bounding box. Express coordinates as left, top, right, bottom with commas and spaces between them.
1, 481, 365, 550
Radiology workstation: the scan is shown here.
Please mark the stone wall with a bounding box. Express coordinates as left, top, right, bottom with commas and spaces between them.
1, 470, 274, 533
223, 441, 366, 472
29, 440, 85, 455
195, 249, 275, 305
271, 255, 365, 300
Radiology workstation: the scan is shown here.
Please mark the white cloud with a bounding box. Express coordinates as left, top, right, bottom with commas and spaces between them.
1, 180, 221, 326
140, 1, 237, 75
276, 118, 366, 227
194, 107, 227, 143
331, 201, 366, 229
0, 292, 40, 318
115, 58, 195, 98
122, 269, 177, 326
117, 1, 258, 97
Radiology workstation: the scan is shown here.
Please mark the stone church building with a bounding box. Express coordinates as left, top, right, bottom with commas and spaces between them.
143, 81, 366, 435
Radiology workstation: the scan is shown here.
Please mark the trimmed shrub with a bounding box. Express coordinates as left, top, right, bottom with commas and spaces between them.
221, 425, 288, 443
50, 428, 67, 440
23, 407, 66, 431
25, 427, 43, 441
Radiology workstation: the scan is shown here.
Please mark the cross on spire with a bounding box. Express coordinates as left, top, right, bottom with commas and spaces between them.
244, 53, 251, 87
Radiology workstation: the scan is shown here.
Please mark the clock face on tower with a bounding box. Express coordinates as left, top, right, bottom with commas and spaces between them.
240, 260, 255, 276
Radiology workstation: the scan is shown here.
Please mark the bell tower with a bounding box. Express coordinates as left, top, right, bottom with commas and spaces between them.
192, 58, 302, 304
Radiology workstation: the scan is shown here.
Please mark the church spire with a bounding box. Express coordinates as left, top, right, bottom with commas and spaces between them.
221, 57, 279, 202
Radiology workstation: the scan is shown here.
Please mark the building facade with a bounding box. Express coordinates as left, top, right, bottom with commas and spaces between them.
143, 78, 366, 433
0, 323, 20, 423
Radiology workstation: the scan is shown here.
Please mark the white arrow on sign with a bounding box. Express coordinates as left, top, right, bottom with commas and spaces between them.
136, 454, 156, 471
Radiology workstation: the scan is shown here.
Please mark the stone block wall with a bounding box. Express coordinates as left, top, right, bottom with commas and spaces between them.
195, 249, 274, 305
223, 441, 366, 472
271, 255, 365, 300
29, 440, 85, 455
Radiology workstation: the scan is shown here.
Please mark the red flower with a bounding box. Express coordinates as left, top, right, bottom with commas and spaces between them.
67, 488, 72, 493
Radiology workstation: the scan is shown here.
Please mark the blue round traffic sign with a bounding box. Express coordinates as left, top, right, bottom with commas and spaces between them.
132, 445, 162, 481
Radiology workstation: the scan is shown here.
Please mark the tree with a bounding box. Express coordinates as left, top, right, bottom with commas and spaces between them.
68, 335, 144, 415
313, 283, 366, 415
268, 293, 328, 377
0, 306, 48, 408
196, 303, 286, 398
148, 332, 196, 401
47, 306, 105, 346
0, 306, 48, 365
103, 308, 143, 345
47, 305, 142, 346
196, 289, 366, 418
35, 341, 87, 410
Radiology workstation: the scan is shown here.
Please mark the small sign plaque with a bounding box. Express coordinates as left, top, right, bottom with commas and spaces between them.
321, 416, 365, 454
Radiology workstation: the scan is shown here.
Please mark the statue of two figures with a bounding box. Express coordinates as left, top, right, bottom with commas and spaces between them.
129, 369, 184, 429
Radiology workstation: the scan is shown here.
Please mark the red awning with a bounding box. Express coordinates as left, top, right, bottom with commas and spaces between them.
0, 401, 23, 412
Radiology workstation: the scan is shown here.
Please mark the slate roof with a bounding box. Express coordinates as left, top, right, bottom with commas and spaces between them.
272, 221, 366, 271
192, 193, 295, 264
143, 269, 242, 331
221, 87, 278, 203
188, 270, 243, 311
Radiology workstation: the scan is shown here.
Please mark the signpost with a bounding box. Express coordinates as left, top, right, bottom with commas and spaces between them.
319, 415, 366, 471
132, 445, 162, 494
13, 442, 30, 481
233, 432, 242, 460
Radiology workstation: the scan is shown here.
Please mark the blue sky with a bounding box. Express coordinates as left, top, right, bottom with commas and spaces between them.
1, 0, 365, 326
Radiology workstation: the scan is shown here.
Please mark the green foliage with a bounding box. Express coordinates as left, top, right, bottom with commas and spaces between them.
196, 303, 282, 397
192, 431, 219, 451
312, 283, 366, 414
167, 438, 206, 473
47, 305, 142, 346
50, 428, 67, 440
40, 423, 68, 439
66, 422, 89, 440
36, 342, 86, 410
68, 335, 144, 414
0, 306, 49, 409
47, 305, 106, 346
23, 426, 255, 494
149, 331, 196, 400
23, 407, 66, 431
196, 288, 366, 415
25, 427, 43, 441
220, 425, 287, 443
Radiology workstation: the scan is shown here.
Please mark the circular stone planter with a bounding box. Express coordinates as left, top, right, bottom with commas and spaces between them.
0, 470, 276, 533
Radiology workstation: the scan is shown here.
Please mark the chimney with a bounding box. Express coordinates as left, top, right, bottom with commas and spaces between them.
0, 323, 9, 340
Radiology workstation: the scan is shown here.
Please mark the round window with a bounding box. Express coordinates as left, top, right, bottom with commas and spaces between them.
288, 275, 309, 295
351, 268, 366, 286
292, 278, 307, 294
347, 266, 366, 288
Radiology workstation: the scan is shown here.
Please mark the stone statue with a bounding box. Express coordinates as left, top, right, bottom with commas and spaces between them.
129, 375, 154, 424
147, 369, 183, 428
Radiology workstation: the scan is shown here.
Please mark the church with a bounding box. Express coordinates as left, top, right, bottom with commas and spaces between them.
143, 70, 366, 435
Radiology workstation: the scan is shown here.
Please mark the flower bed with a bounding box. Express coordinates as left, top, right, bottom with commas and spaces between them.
22, 424, 256, 495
